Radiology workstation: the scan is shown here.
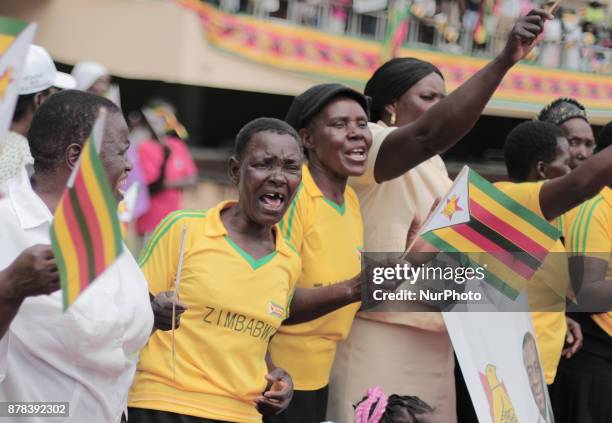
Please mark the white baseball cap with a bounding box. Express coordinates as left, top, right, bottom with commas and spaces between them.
18, 45, 76, 95
71, 61, 109, 91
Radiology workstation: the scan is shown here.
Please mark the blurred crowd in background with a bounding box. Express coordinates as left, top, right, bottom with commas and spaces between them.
206, 0, 612, 73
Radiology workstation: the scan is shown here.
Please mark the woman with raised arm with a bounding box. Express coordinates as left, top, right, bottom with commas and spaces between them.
327, 9, 552, 422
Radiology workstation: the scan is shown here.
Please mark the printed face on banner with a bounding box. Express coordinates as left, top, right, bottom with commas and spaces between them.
522, 333, 549, 421
444, 312, 554, 423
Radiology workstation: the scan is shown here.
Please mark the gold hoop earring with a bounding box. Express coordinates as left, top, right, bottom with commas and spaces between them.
390, 111, 397, 126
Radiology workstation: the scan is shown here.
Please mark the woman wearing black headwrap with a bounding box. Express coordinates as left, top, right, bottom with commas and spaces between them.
538, 97, 596, 169
327, 8, 552, 423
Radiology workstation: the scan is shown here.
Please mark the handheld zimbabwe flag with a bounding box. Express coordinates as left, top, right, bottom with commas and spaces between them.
419, 166, 561, 299
472, 0, 491, 45
0, 17, 36, 146
50, 110, 123, 310
143, 105, 188, 140
380, 0, 410, 62
153, 106, 188, 140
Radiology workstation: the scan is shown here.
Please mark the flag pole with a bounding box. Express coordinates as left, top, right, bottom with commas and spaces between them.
547, 0, 562, 14
172, 224, 188, 382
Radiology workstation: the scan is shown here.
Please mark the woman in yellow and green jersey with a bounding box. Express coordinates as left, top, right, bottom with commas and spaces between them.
265, 84, 372, 423
128, 118, 304, 423
548, 152, 612, 421
498, 121, 612, 387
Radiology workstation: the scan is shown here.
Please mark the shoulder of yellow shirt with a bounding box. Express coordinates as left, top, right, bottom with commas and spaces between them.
278, 182, 360, 243
279, 183, 305, 243
138, 209, 208, 267
567, 193, 608, 254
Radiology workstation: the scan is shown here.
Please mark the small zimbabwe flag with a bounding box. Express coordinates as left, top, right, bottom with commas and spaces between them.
0, 17, 36, 147
268, 301, 285, 319
50, 110, 123, 310
420, 166, 561, 299
380, 0, 410, 62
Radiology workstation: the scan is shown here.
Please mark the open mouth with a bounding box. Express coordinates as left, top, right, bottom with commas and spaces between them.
259, 192, 286, 212
116, 177, 128, 190
346, 147, 367, 162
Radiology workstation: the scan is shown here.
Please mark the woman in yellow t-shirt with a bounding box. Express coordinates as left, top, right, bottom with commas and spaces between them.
265, 83, 372, 423
128, 118, 304, 423
329, 11, 552, 423
547, 125, 612, 423
499, 121, 612, 422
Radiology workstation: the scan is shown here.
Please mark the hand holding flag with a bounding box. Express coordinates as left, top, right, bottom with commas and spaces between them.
501, 9, 553, 65
151, 290, 188, 331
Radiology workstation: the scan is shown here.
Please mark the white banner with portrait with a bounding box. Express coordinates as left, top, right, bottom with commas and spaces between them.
444, 312, 554, 423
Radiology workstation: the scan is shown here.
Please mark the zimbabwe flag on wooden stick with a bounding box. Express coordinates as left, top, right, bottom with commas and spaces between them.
50, 110, 123, 310
419, 166, 561, 299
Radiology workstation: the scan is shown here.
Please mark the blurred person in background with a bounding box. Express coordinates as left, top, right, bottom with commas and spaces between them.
561, 9, 582, 71
583, 0, 606, 27
492, 0, 521, 54
136, 99, 197, 237
539, 1, 563, 68
118, 111, 152, 250
72, 60, 120, 105
0, 45, 75, 193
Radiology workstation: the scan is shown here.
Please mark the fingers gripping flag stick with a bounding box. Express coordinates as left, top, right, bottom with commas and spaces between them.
406, 166, 561, 299
51, 110, 125, 310
172, 224, 188, 382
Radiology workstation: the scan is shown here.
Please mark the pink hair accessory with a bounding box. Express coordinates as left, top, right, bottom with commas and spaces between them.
355, 386, 389, 423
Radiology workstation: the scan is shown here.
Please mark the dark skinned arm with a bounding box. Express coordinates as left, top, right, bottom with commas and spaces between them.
563, 315, 583, 359
0, 245, 60, 339
539, 145, 612, 221
568, 255, 612, 311
254, 352, 293, 415
149, 291, 188, 335
284, 217, 430, 324
374, 10, 552, 183
0, 289, 22, 340
284, 276, 361, 324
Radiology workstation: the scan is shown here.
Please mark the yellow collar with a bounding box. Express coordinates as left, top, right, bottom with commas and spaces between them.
204, 200, 293, 257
